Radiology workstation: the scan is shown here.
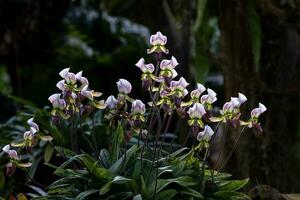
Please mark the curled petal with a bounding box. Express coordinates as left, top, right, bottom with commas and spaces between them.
251, 102, 267, 118
238, 93, 247, 104
160, 56, 179, 69
59, 68, 70, 78
191, 83, 206, 98
56, 80, 66, 91
27, 118, 39, 133
2, 144, 10, 153
75, 71, 83, 80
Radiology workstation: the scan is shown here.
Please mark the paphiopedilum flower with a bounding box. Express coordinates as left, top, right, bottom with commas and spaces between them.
147, 31, 169, 54
27, 117, 39, 133
159, 56, 178, 84
117, 79, 132, 94
240, 103, 267, 132
105, 95, 118, 109
187, 103, 206, 132
131, 100, 146, 115
170, 77, 189, 107
200, 88, 217, 110
48, 94, 66, 110
191, 83, 206, 99
131, 99, 146, 125
2, 144, 32, 176
250, 103, 267, 118
181, 83, 206, 107
56, 80, 67, 91
59, 68, 76, 85
80, 86, 106, 109
135, 58, 156, 90
75, 71, 89, 87
197, 125, 214, 143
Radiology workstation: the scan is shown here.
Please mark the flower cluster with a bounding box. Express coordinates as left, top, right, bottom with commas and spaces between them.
1, 118, 52, 176
49, 68, 106, 122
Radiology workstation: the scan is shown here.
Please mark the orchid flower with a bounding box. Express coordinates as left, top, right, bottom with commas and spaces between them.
197, 125, 214, 143
159, 56, 179, 84
105, 95, 118, 109
147, 31, 169, 54
48, 94, 66, 110
131, 99, 146, 125
187, 103, 206, 131
2, 144, 31, 177
135, 58, 156, 90
76, 71, 89, 87
200, 88, 217, 110
59, 68, 76, 85
240, 103, 267, 132
117, 79, 132, 94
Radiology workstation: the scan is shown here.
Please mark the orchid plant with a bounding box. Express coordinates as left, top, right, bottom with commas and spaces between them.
1, 31, 267, 200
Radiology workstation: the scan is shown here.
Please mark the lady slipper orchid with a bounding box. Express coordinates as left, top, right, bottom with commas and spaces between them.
59, 68, 76, 85
191, 83, 206, 99
147, 31, 169, 54
105, 95, 118, 109
131, 100, 146, 125
187, 103, 206, 132
117, 79, 132, 94
56, 80, 67, 91
251, 103, 267, 118
200, 88, 217, 110
159, 56, 179, 83
135, 58, 155, 73
76, 71, 89, 87
135, 58, 156, 90
27, 118, 39, 133
131, 100, 146, 115
197, 125, 214, 142
170, 77, 189, 97
48, 94, 67, 110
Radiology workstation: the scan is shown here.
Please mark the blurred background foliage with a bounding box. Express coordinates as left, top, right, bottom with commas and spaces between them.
0, 0, 299, 196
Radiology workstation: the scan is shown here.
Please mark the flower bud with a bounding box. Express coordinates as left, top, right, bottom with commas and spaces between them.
117, 79, 132, 94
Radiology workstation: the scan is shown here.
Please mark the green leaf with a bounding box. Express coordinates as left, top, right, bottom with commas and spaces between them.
99, 148, 111, 168
214, 191, 251, 200
109, 144, 139, 174
218, 178, 249, 191
110, 122, 124, 163
44, 144, 54, 163
75, 189, 98, 200
149, 176, 196, 197
180, 187, 204, 198
99, 182, 112, 196
156, 189, 177, 200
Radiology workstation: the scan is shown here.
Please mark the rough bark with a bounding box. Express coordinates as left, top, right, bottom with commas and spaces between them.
218, 0, 300, 192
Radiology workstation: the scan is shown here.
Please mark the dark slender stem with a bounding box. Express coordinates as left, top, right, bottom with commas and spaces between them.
91, 107, 99, 154
183, 130, 192, 147
24, 169, 46, 190
218, 127, 246, 171
213, 124, 228, 169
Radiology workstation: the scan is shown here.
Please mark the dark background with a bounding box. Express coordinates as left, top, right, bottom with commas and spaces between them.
0, 0, 299, 193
